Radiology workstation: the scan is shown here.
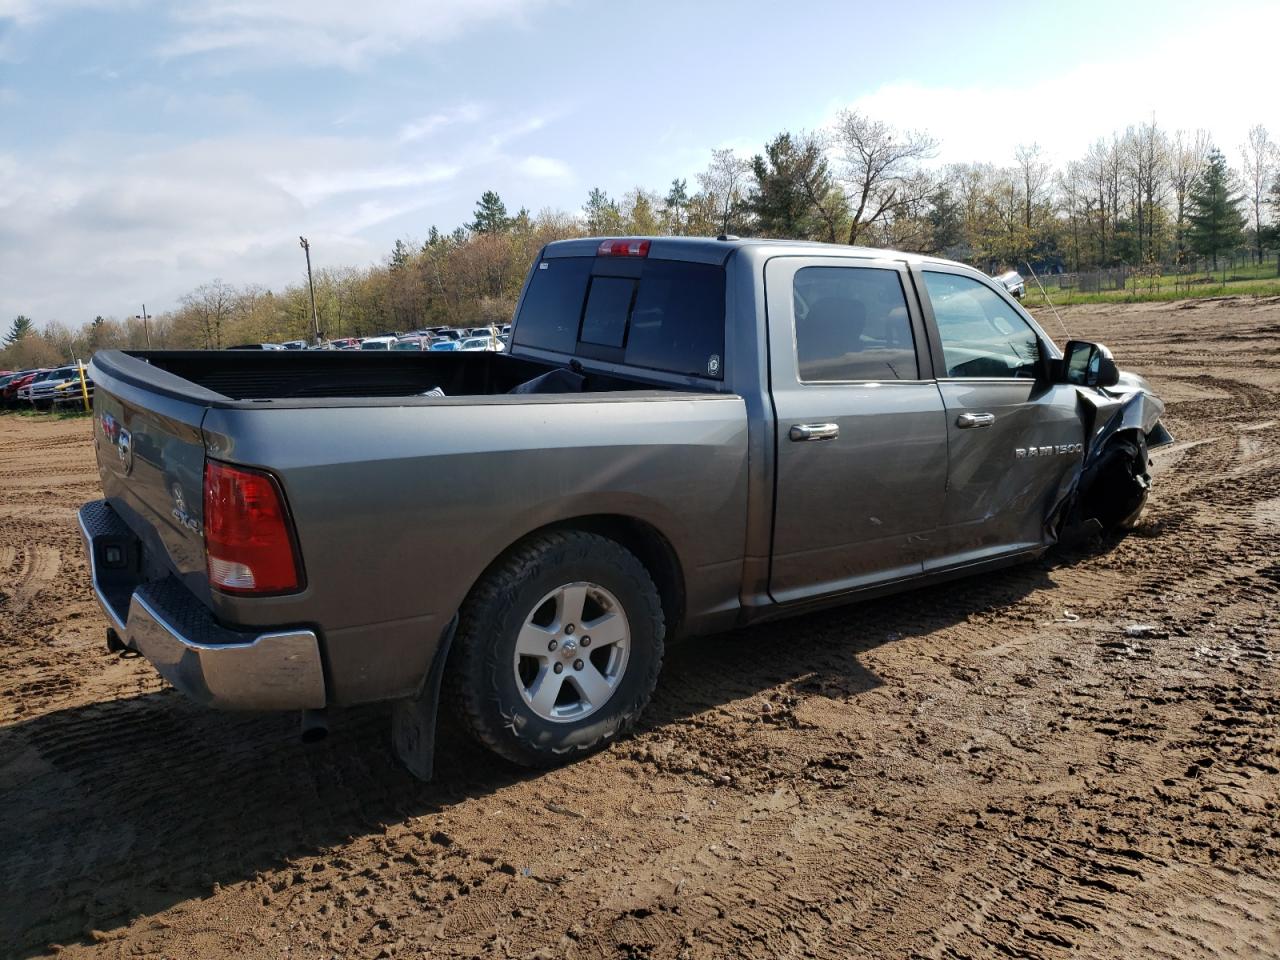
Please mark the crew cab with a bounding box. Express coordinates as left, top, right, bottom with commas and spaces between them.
79, 237, 1168, 778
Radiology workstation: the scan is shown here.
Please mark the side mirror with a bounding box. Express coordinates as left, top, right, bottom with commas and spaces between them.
1060, 340, 1120, 388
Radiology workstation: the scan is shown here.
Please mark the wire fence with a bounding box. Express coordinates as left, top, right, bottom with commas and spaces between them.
1034, 250, 1280, 295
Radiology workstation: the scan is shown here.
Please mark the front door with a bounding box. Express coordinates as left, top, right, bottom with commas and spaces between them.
914, 267, 1085, 569
766, 257, 948, 604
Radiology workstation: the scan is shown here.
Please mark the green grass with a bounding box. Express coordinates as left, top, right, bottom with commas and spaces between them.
1032, 275, 1280, 306
7, 405, 91, 419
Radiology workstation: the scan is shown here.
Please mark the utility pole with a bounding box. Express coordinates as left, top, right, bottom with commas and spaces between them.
134, 304, 151, 348
299, 236, 321, 343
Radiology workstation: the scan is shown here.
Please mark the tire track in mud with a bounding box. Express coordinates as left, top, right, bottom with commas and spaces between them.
1, 298, 1278, 959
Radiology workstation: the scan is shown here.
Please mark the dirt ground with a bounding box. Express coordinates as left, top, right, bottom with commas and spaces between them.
1, 297, 1278, 960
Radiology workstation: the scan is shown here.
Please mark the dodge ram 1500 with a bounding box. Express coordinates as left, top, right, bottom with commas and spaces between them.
80, 237, 1168, 778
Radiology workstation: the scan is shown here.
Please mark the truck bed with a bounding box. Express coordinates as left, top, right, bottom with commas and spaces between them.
110, 350, 706, 403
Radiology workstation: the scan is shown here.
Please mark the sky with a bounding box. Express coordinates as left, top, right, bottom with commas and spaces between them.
1, 0, 1276, 325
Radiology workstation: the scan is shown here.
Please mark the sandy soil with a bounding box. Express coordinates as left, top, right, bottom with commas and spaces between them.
1, 297, 1278, 960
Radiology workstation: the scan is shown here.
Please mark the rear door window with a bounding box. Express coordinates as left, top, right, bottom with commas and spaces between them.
793, 266, 918, 381
513, 255, 725, 380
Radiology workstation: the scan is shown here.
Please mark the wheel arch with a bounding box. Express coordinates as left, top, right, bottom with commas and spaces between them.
460, 514, 687, 641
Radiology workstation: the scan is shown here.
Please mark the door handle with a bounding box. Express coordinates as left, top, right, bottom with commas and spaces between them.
956, 412, 995, 429
789, 423, 840, 442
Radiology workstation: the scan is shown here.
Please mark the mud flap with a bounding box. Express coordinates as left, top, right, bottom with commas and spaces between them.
391, 616, 457, 782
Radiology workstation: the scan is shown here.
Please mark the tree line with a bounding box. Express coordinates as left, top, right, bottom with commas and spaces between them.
3, 112, 1277, 368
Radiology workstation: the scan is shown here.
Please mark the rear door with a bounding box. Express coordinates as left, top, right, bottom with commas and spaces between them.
913, 266, 1083, 569
765, 257, 948, 603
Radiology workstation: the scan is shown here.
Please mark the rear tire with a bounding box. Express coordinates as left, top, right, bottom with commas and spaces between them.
447, 530, 665, 768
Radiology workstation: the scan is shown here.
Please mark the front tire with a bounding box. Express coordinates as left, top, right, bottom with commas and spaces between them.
1083, 436, 1150, 532
447, 531, 665, 768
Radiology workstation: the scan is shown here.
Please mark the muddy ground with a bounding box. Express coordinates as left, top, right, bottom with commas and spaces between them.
1, 297, 1277, 959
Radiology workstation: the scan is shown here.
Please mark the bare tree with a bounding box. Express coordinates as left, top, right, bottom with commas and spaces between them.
831, 109, 938, 245
1170, 129, 1210, 263
1121, 120, 1169, 262
1056, 161, 1088, 271
696, 148, 751, 234
182, 280, 236, 350
1014, 143, 1050, 231
1240, 124, 1276, 264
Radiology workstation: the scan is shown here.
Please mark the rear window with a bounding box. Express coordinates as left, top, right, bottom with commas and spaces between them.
513, 256, 725, 380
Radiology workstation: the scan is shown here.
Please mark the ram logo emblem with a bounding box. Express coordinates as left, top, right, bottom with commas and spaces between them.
1015, 443, 1083, 459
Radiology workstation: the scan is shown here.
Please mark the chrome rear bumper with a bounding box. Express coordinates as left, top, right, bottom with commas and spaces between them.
78, 499, 326, 711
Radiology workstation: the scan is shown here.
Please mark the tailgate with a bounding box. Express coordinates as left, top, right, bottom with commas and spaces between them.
91, 366, 210, 599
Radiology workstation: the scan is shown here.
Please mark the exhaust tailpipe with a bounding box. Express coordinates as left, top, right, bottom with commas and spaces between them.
300, 708, 329, 744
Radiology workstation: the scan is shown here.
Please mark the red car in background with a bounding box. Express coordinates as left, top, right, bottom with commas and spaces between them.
1, 369, 48, 405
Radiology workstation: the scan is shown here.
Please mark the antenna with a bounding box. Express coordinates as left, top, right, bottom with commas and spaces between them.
1023, 260, 1070, 341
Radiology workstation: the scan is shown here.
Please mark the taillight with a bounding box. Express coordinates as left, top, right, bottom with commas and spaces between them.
203, 460, 303, 594
596, 238, 650, 257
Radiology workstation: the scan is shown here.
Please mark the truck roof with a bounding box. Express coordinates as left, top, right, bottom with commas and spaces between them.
542, 236, 968, 270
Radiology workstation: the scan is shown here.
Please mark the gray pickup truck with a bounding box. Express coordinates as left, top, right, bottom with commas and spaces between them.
80, 237, 1169, 778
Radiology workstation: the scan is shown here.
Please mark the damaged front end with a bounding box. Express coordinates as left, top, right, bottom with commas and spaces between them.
1048, 370, 1173, 543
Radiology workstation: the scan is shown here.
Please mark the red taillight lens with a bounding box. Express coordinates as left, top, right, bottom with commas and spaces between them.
596, 238, 650, 257
203, 460, 303, 594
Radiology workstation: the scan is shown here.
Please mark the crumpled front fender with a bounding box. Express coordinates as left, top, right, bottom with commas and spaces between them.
1044, 370, 1171, 542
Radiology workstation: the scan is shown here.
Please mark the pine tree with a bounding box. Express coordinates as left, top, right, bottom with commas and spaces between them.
583, 187, 622, 234
4, 315, 33, 345
390, 239, 411, 271
663, 178, 689, 234
927, 186, 964, 255
470, 190, 509, 234
747, 133, 835, 240
1186, 148, 1246, 271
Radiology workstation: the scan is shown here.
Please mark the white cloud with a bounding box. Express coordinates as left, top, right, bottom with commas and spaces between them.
397, 103, 484, 144
515, 155, 571, 181
0, 92, 567, 322
160, 0, 554, 69
0, 136, 404, 321
270, 161, 461, 207
843, 9, 1280, 171
0, 0, 125, 24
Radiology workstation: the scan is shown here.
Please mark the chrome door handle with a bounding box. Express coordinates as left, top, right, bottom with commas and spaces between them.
956, 413, 995, 429
789, 423, 840, 442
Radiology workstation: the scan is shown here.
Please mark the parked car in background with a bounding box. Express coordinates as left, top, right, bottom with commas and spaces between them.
17, 368, 64, 404
282, 340, 308, 350
994, 270, 1026, 300
53, 372, 94, 408
428, 339, 460, 351
2, 369, 47, 405
28, 364, 82, 409
394, 337, 428, 351
360, 336, 398, 350
458, 336, 496, 351
228, 343, 285, 350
